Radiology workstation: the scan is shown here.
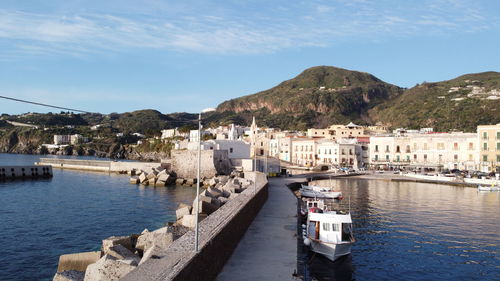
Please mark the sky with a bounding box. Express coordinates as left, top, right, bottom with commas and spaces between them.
0, 0, 499, 115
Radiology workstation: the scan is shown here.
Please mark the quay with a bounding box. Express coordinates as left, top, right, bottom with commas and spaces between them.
0, 165, 52, 180
217, 176, 300, 280
36, 158, 162, 174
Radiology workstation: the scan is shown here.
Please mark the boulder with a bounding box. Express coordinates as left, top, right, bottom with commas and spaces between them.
146, 173, 157, 180
148, 178, 156, 186
138, 172, 148, 184
217, 175, 229, 185
207, 187, 223, 198
104, 245, 140, 265
102, 236, 133, 253
155, 180, 166, 187
185, 178, 195, 185
83, 254, 136, 281
57, 251, 102, 273
175, 178, 185, 185
176, 205, 192, 220
157, 173, 175, 185
180, 214, 207, 228
127, 169, 136, 176
139, 243, 163, 265
208, 178, 217, 187
129, 177, 139, 184
135, 227, 174, 252
193, 195, 219, 215
53, 270, 84, 281
218, 197, 229, 205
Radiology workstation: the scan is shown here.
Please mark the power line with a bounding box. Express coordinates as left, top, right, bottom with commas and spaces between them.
0, 95, 94, 114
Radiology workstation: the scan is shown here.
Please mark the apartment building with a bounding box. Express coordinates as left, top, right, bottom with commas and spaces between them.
477, 124, 500, 172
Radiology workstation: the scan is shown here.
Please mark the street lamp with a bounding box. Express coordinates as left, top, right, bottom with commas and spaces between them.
194, 107, 215, 253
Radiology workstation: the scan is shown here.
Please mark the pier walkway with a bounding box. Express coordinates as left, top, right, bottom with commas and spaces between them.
217, 176, 301, 281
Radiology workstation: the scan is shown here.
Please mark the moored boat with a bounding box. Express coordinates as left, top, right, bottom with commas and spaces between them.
478, 185, 500, 192
300, 184, 342, 199
303, 204, 355, 261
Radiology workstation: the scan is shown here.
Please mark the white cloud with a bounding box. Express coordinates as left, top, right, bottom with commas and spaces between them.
0, 1, 495, 58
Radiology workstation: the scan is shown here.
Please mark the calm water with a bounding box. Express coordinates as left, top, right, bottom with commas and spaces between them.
0, 153, 196, 281
301, 178, 500, 281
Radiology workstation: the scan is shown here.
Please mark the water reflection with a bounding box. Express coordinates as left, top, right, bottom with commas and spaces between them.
301, 178, 500, 281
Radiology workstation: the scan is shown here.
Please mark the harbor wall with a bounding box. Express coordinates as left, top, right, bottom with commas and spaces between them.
36, 158, 162, 173
170, 150, 232, 179
121, 172, 268, 281
0, 165, 53, 180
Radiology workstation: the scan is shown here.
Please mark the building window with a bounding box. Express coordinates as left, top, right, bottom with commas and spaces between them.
424, 154, 427, 161
375, 155, 378, 161
497, 155, 500, 162
453, 143, 458, 150
375, 145, 379, 152
229, 148, 233, 153
483, 155, 488, 162
332, 224, 339, 231
483, 142, 488, 151
396, 145, 400, 153
414, 154, 417, 160
469, 142, 474, 150
424, 143, 428, 150
497, 132, 500, 140
406, 155, 410, 161
483, 132, 488, 140
454, 154, 458, 160
385, 155, 389, 161
406, 145, 411, 153
497, 142, 500, 151
437, 143, 445, 150
385, 145, 390, 152
260, 149, 264, 155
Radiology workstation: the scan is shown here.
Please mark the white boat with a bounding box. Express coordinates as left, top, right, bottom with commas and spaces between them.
304, 208, 355, 261
300, 184, 342, 199
478, 185, 500, 192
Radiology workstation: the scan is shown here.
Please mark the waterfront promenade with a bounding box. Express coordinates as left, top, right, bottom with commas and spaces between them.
217, 176, 301, 281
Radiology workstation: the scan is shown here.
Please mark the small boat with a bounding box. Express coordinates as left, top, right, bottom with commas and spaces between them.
301, 198, 327, 216
300, 184, 342, 199
303, 206, 355, 261
478, 185, 500, 192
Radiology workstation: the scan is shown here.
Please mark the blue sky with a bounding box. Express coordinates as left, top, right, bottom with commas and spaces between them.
0, 0, 499, 115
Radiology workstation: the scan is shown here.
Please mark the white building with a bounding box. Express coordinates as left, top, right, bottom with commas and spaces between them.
161, 128, 188, 139
53, 134, 84, 145
369, 132, 478, 171
187, 139, 250, 159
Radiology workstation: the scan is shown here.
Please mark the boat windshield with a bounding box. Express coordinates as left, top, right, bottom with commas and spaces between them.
341, 223, 354, 242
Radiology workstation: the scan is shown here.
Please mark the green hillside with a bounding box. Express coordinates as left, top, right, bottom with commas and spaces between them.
216, 66, 403, 130
370, 72, 500, 132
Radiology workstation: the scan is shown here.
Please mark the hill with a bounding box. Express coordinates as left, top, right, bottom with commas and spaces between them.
215, 66, 403, 130
370, 72, 500, 132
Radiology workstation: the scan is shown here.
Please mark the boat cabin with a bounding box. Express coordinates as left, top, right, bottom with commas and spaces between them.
307, 212, 354, 243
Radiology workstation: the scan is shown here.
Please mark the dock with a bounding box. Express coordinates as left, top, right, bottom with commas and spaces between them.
36, 158, 163, 174
0, 165, 53, 180
217, 176, 300, 281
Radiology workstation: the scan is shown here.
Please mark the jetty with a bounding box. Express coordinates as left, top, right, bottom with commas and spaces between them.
0, 165, 52, 180
36, 158, 162, 174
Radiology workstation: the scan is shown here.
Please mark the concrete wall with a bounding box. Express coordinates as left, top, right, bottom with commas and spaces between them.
120, 172, 268, 281
171, 150, 231, 179
0, 165, 53, 179
37, 158, 161, 173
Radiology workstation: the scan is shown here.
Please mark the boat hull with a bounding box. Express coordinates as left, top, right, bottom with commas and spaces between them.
310, 240, 352, 261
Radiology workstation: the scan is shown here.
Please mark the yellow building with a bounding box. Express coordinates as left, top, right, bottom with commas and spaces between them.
477, 124, 500, 172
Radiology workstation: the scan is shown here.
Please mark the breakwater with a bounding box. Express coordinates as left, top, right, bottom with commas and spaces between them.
121, 172, 268, 281
0, 165, 52, 180
36, 158, 162, 173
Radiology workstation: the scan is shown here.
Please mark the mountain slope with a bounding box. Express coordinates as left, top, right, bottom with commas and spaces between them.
216, 66, 403, 130
370, 71, 500, 132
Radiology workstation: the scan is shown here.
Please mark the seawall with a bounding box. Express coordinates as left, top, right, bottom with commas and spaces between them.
120, 172, 268, 281
36, 158, 162, 173
0, 165, 53, 180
